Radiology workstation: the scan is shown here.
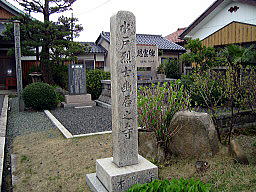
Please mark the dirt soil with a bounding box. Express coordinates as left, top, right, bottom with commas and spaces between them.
12, 129, 256, 192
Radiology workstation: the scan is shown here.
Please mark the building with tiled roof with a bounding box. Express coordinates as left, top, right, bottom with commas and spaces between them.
179, 0, 256, 47
0, 0, 24, 90
0, 0, 26, 35
80, 42, 107, 54
77, 42, 107, 70
0, 0, 39, 89
97, 31, 185, 51
165, 27, 186, 46
93, 31, 185, 72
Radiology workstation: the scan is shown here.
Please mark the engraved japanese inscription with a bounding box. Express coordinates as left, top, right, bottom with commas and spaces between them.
110, 11, 138, 167
68, 63, 86, 95
136, 45, 159, 80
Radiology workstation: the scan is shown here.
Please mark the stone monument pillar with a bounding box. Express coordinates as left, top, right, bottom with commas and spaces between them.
110, 9, 138, 167
14, 20, 24, 112
63, 63, 95, 107
86, 11, 158, 192
68, 63, 87, 95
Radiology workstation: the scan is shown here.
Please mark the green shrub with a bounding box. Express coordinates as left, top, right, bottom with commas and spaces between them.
51, 85, 66, 103
51, 64, 68, 89
181, 72, 226, 108
157, 63, 165, 74
138, 80, 191, 150
181, 74, 206, 107
127, 178, 212, 192
86, 69, 110, 100
22, 82, 58, 110
164, 59, 181, 79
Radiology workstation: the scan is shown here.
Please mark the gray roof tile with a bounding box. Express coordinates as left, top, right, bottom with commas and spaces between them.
80, 42, 107, 53
100, 31, 185, 51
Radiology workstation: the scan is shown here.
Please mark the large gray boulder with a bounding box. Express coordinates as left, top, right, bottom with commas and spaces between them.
169, 111, 219, 158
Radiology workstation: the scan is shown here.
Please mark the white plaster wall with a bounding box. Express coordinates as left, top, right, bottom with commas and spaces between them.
96, 54, 104, 61
191, 2, 256, 40
21, 56, 36, 61
100, 39, 110, 51
99, 39, 110, 71
77, 54, 94, 60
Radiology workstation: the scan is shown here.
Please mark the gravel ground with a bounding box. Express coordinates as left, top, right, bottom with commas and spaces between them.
50, 106, 112, 135
7, 98, 56, 137
0, 95, 3, 116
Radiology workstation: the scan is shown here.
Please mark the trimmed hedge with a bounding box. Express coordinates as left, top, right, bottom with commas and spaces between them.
22, 82, 58, 110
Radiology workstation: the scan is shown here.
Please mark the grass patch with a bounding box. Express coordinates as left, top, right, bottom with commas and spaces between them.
20, 155, 29, 163
12, 129, 256, 192
12, 129, 112, 192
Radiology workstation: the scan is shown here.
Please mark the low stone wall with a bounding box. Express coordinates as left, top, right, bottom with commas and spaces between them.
96, 79, 176, 105
215, 110, 256, 130
97, 80, 112, 105
96, 80, 256, 130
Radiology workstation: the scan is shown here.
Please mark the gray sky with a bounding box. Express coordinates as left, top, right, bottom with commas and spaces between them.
8, 0, 215, 42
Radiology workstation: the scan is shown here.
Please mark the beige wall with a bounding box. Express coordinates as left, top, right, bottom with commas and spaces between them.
99, 39, 111, 71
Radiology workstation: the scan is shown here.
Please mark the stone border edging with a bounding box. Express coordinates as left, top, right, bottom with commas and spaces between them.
44, 110, 73, 139
95, 100, 111, 109
0, 95, 9, 190
11, 154, 18, 187
44, 110, 112, 139
73, 130, 112, 138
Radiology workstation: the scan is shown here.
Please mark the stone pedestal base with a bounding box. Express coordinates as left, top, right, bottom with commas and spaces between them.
62, 94, 96, 108
86, 155, 158, 192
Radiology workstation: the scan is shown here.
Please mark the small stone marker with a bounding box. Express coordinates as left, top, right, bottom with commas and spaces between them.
86, 11, 158, 192
68, 63, 86, 95
64, 63, 95, 107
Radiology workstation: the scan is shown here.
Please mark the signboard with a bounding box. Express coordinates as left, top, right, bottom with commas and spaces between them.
136, 45, 159, 80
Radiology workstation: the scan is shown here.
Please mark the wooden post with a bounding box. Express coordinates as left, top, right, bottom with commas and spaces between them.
14, 20, 24, 112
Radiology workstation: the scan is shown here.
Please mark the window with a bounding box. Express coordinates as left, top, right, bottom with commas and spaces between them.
137, 67, 151, 71
95, 61, 104, 69
84, 60, 94, 70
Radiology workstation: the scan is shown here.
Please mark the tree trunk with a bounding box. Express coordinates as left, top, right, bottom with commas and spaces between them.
41, 0, 53, 84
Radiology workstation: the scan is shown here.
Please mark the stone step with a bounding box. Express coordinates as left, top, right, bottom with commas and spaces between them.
61, 101, 96, 108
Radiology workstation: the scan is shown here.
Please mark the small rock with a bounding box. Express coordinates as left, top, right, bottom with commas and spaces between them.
195, 161, 210, 173
229, 140, 249, 165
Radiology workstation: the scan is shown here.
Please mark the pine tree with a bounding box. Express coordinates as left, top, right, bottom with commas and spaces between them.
13, 0, 83, 83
